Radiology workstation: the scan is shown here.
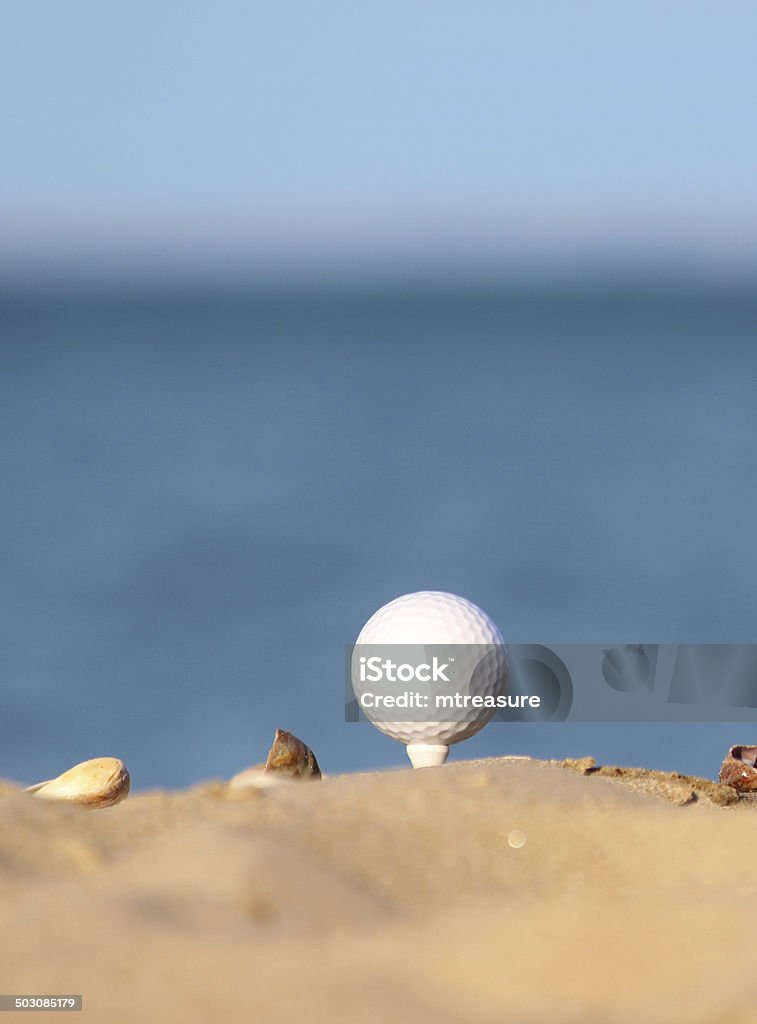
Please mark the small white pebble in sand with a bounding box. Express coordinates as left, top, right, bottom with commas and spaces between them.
508, 829, 527, 849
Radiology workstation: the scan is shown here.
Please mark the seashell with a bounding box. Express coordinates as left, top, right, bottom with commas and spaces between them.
229, 766, 292, 790
229, 729, 322, 790
264, 728, 321, 779
25, 757, 131, 808
719, 745, 757, 790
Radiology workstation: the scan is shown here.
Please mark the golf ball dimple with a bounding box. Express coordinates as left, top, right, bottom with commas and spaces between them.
352, 591, 508, 748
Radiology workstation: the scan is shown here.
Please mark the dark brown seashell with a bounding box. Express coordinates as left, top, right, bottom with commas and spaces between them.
264, 729, 321, 779
719, 745, 757, 790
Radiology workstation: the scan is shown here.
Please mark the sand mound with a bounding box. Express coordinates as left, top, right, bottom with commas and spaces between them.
2, 757, 756, 1022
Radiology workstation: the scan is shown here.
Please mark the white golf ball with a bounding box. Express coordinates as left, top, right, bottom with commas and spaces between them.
352, 591, 508, 764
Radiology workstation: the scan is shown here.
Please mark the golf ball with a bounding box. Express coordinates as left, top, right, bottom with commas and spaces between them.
352, 591, 508, 752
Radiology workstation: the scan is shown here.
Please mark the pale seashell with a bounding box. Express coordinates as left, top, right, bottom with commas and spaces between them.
229, 766, 292, 790
719, 745, 757, 790
26, 757, 130, 808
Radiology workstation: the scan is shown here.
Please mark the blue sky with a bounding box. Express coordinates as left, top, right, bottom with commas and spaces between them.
3, 2, 757, 279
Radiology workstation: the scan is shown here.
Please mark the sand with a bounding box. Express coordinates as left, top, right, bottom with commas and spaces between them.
1, 756, 756, 1023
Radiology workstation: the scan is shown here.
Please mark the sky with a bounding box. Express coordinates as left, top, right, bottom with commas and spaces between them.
2, 2, 757, 281
2, 5, 756, 784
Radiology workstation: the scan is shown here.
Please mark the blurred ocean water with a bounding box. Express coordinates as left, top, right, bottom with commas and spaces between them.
1, 282, 756, 786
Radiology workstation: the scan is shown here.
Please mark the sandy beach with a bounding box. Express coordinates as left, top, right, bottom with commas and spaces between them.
1, 756, 756, 1022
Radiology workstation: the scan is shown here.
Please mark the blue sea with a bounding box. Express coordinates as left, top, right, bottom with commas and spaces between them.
2, 280, 756, 787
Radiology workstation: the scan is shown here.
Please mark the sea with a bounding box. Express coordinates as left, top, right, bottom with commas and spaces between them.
1, 279, 756, 787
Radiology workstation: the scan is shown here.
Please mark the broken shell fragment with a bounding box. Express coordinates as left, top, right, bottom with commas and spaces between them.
229, 766, 292, 790
264, 729, 321, 779
25, 758, 131, 808
719, 745, 757, 791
